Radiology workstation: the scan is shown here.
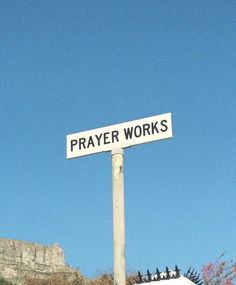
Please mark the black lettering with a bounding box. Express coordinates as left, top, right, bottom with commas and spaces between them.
78, 138, 86, 150
111, 130, 119, 143
160, 119, 168, 132
142, 123, 151, 136
124, 127, 133, 139
134, 125, 142, 137
104, 132, 110, 144
151, 121, 159, 134
71, 139, 78, 152
95, 133, 103, 146
87, 136, 95, 148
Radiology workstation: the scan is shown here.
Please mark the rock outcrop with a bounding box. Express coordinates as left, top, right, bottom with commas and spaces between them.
0, 238, 75, 284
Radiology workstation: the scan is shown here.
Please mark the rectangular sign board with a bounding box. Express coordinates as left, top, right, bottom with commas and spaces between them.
67, 112, 173, 159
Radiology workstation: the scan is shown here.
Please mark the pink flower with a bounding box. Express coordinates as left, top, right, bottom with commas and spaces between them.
202, 263, 214, 282
202, 256, 236, 285
224, 278, 233, 285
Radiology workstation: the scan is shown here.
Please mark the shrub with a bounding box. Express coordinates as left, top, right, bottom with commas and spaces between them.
24, 273, 86, 285
0, 277, 14, 285
86, 273, 137, 285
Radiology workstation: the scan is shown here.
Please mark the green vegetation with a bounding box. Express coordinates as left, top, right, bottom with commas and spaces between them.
24, 273, 86, 285
22, 272, 136, 285
23, 273, 137, 285
0, 277, 14, 285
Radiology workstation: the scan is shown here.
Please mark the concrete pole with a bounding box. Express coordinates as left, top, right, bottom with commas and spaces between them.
111, 148, 126, 285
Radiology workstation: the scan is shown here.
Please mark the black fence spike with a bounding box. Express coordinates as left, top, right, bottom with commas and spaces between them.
147, 269, 152, 282
185, 267, 191, 276
137, 271, 143, 284
175, 265, 180, 277
156, 268, 161, 280
166, 267, 170, 279
190, 269, 195, 276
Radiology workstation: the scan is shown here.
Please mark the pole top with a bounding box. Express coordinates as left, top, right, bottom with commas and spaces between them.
111, 148, 124, 155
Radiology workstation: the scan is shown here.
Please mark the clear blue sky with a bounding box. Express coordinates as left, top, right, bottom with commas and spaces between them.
1, 0, 235, 278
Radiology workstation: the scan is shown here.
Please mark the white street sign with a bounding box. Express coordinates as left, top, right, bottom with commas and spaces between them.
66, 112, 173, 159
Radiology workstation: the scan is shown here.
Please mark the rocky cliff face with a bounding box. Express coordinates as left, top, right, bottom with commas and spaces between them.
0, 238, 74, 284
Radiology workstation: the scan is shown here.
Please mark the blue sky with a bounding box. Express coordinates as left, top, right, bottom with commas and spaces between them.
1, 0, 235, 278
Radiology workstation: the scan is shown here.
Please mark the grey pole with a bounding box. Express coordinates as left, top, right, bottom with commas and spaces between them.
111, 148, 126, 285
